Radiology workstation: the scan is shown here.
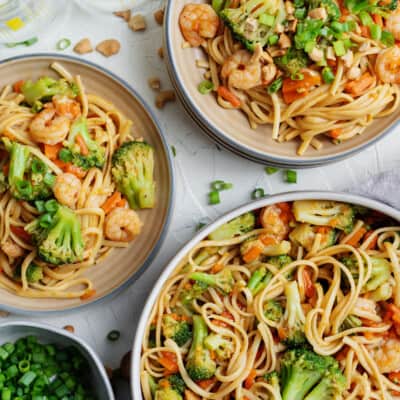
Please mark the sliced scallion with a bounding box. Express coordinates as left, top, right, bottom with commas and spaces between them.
107, 330, 121, 341
285, 170, 297, 184
198, 80, 214, 95
56, 38, 71, 51
251, 188, 266, 200
208, 190, 220, 205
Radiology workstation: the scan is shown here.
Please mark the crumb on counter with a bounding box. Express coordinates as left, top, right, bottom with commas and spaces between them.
73, 38, 93, 54
129, 14, 147, 31
158, 47, 164, 58
96, 39, 121, 57
114, 10, 131, 21
154, 9, 165, 25
155, 90, 176, 109
148, 77, 161, 91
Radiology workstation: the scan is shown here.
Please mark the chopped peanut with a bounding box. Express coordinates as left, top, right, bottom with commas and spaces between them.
73, 38, 93, 54
96, 39, 121, 57
63, 325, 75, 333
347, 66, 362, 80
158, 47, 164, 58
262, 64, 277, 84
285, 1, 295, 14
309, 47, 324, 62
154, 9, 165, 25
341, 50, 354, 68
0, 311, 10, 318
155, 90, 176, 109
148, 77, 161, 91
278, 33, 291, 49
114, 10, 131, 21
309, 7, 327, 19
129, 14, 147, 31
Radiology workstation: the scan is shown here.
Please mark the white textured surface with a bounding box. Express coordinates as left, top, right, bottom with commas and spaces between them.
1, 1, 399, 397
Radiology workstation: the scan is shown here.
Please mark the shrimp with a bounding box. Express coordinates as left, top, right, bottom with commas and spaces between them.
376, 47, 400, 84
1, 239, 24, 259
259, 204, 291, 241
179, 4, 219, 47
53, 173, 82, 209
221, 49, 262, 90
29, 107, 70, 145
104, 207, 143, 242
52, 95, 81, 120
386, 5, 400, 41
374, 338, 400, 373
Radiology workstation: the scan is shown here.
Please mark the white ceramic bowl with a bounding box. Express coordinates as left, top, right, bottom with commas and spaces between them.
130, 190, 400, 399
0, 321, 114, 400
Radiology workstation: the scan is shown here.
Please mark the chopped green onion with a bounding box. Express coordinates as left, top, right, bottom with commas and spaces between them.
211, 180, 233, 191
267, 77, 283, 94
18, 360, 30, 373
208, 190, 220, 205
212, 0, 225, 12
294, 7, 307, 19
322, 67, 335, 84
171, 145, 176, 157
5, 37, 38, 48
56, 38, 71, 51
285, 170, 297, 184
39, 213, 53, 229
107, 330, 121, 341
333, 40, 346, 56
268, 34, 279, 45
34, 200, 46, 213
259, 13, 275, 26
359, 11, 374, 27
381, 30, 395, 46
198, 80, 214, 95
304, 40, 316, 53
196, 222, 207, 231
43, 173, 56, 187
31, 159, 46, 174
16, 180, 32, 198
44, 199, 59, 214
265, 166, 279, 175
251, 188, 266, 200
331, 21, 345, 33
370, 23, 382, 40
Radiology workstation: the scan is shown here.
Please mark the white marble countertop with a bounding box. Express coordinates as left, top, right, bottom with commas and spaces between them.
1, 1, 399, 398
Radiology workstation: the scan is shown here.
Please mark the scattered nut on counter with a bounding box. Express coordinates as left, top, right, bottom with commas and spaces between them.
129, 14, 147, 31
96, 39, 121, 57
154, 9, 165, 25
0, 310, 10, 318
158, 47, 164, 59
63, 325, 75, 333
155, 90, 176, 109
73, 38, 93, 54
148, 77, 161, 91
114, 10, 131, 21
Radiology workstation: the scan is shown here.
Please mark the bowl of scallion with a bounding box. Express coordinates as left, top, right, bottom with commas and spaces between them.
0, 321, 114, 400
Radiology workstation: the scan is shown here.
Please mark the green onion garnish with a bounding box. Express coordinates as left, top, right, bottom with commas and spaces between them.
34, 200, 46, 213
251, 188, 265, 200
198, 80, 214, 95
56, 38, 71, 51
333, 40, 346, 56
370, 23, 382, 41
285, 170, 297, 184
211, 180, 233, 191
208, 190, 220, 205
44, 199, 59, 214
39, 213, 53, 228
259, 13, 275, 27
196, 222, 207, 231
107, 330, 121, 341
265, 166, 279, 175
268, 77, 283, 94
5, 37, 38, 48
359, 11, 374, 27
31, 159, 46, 174
171, 145, 176, 157
16, 180, 32, 198
268, 34, 279, 45
381, 30, 395, 46
18, 360, 30, 373
43, 173, 56, 187
322, 67, 335, 84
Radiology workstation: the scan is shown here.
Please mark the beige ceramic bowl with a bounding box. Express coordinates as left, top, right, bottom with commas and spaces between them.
165, 0, 400, 167
0, 54, 174, 314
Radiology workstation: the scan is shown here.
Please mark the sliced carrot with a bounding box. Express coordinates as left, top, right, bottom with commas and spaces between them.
344, 227, 367, 247
116, 198, 127, 208
80, 289, 96, 300
76, 135, 89, 156
337, 0, 349, 16
44, 143, 63, 161
159, 352, 179, 375
159, 379, 170, 389
196, 377, 216, 389
243, 245, 262, 263
259, 234, 277, 246
345, 72, 375, 97
101, 191, 122, 214
282, 72, 321, 105
276, 202, 294, 224
13, 80, 25, 93
360, 25, 370, 38
64, 163, 86, 179
363, 230, 378, 250
316, 226, 330, 234
217, 86, 241, 108
221, 310, 234, 321
335, 347, 349, 361
10, 225, 32, 243
329, 128, 343, 139
372, 13, 383, 27
389, 372, 400, 384
244, 369, 257, 389
302, 268, 315, 298
211, 262, 223, 274
277, 326, 288, 340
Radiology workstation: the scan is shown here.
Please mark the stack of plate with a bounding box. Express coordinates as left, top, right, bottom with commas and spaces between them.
164, 0, 400, 168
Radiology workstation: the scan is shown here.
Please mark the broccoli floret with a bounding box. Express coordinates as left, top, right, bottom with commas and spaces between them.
208, 212, 255, 241
281, 281, 307, 347
304, 365, 346, 400
13, 262, 43, 283
340, 314, 362, 331
154, 388, 182, 400
21, 77, 78, 106
280, 348, 336, 400
111, 141, 155, 209
204, 333, 234, 361
3, 139, 55, 201
186, 315, 216, 381
162, 315, 192, 346
157, 374, 186, 396
289, 224, 338, 252
179, 281, 209, 313
61, 117, 105, 170
293, 200, 354, 233
220, 0, 285, 51
0, 171, 8, 194
263, 371, 281, 396
26, 206, 84, 265
189, 269, 234, 294
308, 0, 340, 20
275, 48, 309, 79
247, 267, 272, 296
266, 255, 293, 269
264, 300, 284, 322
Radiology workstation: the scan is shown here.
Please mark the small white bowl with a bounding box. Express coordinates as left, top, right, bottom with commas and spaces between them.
0, 321, 115, 400
131, 190, 400, 399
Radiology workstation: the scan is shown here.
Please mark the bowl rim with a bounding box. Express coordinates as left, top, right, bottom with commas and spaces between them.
0, 320, 115, 400
0, 53, 176, 315
164, 0, 399, 166
130, 190, 400, 399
